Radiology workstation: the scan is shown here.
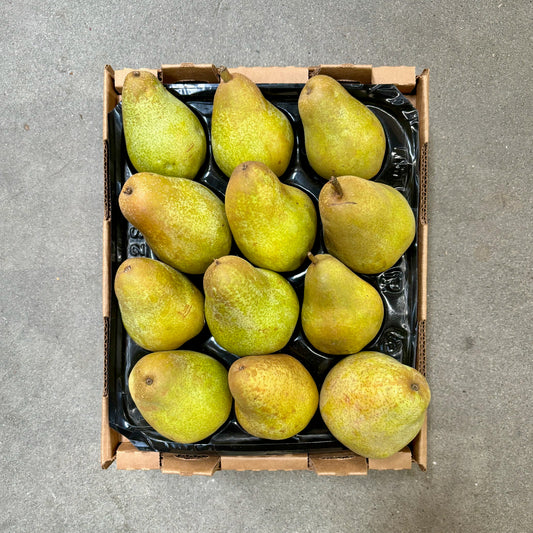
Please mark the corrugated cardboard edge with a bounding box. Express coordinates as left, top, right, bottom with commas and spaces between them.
411, 69, 430, 471
101, 64, 429, 474
101, 65, 121, 469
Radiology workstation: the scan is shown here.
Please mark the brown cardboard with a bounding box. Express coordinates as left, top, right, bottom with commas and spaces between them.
417, 70, 430, 145
410, 70, 430, 470
102, 63, 429, 474
161, 63, 219, 84
230, 67, 309, 84
161, 454, 221, 476
309, 64, 373, 83
103, 65, 118, 141
309, 452, 368, 476
412, 416, 428, 471
221, 454, 309, 472
114, 68, 160, 93
368, 447, 413, 470
371, 66, 416, 93
100, 395, 120, 469
116, 442, 160, 470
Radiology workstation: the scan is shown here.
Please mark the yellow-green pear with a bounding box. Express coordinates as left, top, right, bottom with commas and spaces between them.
119, 172, 232, 274
319, 176, 416, 274
122, 70, 206, 179
320, 352, 430, 459
203, 256, 299, 356
128, 351, 232, 444
211, 67, 294, 178
225, 161, 317, 272
298, 74, 386, 180
302, 253, 384, 355
114, 258, 204, 351
228, 354, 318, 440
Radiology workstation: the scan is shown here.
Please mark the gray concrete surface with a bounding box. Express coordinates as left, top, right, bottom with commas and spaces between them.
1, 1, 532, 531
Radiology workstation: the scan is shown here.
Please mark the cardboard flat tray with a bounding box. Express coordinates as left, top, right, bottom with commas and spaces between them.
102, 63, 429, 475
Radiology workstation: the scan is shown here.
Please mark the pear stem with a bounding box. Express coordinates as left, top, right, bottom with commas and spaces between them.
217, 66, 233, 83
307, 252, 317, 264
330, 176, 343, 198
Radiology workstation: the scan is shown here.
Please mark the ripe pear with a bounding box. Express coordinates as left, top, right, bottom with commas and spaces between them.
119, 172, 232, 275
298, 74, 386, 180
211, 67, 294, 178
114, 258, 204, 351
302, 254, 384, 355
122, 70, 206, 179
228, 354, 318, 440
203, 256, 299, 356
128, 351, 232, 444
225, 161, 317, 272
319, 176, 416, 274
320, 352, 430, 458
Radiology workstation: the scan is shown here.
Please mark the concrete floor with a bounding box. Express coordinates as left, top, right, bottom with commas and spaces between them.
1, 1, 532, 531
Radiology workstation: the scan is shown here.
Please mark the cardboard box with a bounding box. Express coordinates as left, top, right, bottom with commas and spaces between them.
102, 63, 429, 475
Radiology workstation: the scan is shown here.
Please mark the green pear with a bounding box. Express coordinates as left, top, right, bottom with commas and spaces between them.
319, 176, 416, 274
320, 352, 430, 459
225, 161, 317, 272
119, 172, 232, 275
228, 354, 318, 440
128, 351, 232, 444
298, 74, 386, 180
203, 256, 299, 356
114, 258, 204, 351
211, 67, 294, 178
302, 253, 384, 355
122, 70, 206, 179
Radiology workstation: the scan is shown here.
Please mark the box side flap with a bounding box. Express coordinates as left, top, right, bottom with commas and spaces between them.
309, 64, 373, 83
414, 71, 429, 470
405, 94, 416, 107
417, 69, 430, 144
229, 66, 309, 84
368, 447, 412, 470
103, 66, 118, 141
220, 454, 309, 471
102, 219, 111, 317
101, 395, 121, 468
416, 319, 427, 377
161, 63, 219, 83
371, 66, 416, 93
161, 454, 220, 476
412, 415, 428, 470
114, 68, 160, 93
309, 452, 368, 476
115, 442, 160, 470
417, 212, 428, 335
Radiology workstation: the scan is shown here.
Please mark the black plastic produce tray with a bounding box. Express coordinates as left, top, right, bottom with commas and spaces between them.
106, 81, 420, 454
